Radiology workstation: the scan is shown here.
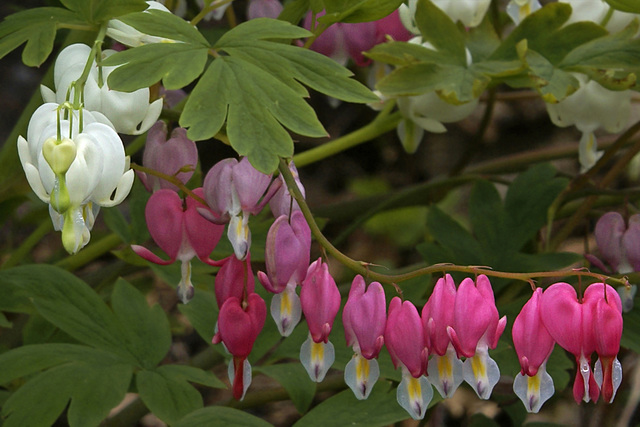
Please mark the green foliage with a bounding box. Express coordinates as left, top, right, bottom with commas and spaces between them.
604, 0, 640, 13
256, 364, 316, 413
174, 406, 272, 427
60, 0, 147, 24
419, 164, 580, 280
320, 0, 404, 23
0, 8, 86, 66
180, 18, 375, 173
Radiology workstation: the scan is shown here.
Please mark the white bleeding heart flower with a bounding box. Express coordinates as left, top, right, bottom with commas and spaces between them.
107, 1, 177, 47
41, 43, 163, 135
399, 0, 490, 32
560, 0, 639, 34
17, 103, 134, 254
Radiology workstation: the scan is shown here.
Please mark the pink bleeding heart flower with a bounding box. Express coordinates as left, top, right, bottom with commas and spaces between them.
132, 188, 224, 303
374, 9, 412, 43
512, 288, 556, 413
304, 12, 378, 67
217, 293, 266, 400
137, 121, 198, 193
447, 275, 506, 399
342, 275, 386, 400
258, 210, 311, 337
584, 283, 623, 404
592, 212, 640, 274
202, 157, 275, 260
540, 282, 599, 404
212, 254, 255, 345
299, 258, 341, 382
385, 297, 432, 420
422, 274, 462, 398
247, 0, 283, 19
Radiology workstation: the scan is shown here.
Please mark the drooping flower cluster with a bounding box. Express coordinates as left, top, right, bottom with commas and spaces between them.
512, 282, 624, 413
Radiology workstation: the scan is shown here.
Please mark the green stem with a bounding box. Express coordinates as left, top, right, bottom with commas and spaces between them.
55, 233, 122, 271
72, 24, 108, 107
293, 111, 402, 168
1, 221, 53, 269
278, 159, 627, 289
549, 120, 640, 251
130, 163, 207, 205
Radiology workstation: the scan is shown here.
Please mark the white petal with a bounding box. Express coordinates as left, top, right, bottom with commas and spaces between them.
345, 354, 380, 400
427, 347, 464, 398
462, 347, 500, 400
227, 358, 252, 401
396, 370, 433, 420
270, 284, 302, 337
594, 357, 623, 403
228, 214, 251, 261
300, 334, 335, 382
65, 133, 103, 205
513, 364, 554, 413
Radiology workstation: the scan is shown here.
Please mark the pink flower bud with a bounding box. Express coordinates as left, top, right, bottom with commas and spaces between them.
512, 288, 555, 377
385, 297, 428, 378
300, 258, 341, 344
269, 161, 305, 218
343, 275, 386, 359
137, 121, 198, 193
258, 211, 311, 294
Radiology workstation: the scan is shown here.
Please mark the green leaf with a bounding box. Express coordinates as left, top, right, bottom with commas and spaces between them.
294, 382, 438, 426
104, 43, 209, 91
414, 0, 466, 66
546, 345, 572, 392
117, 9, 210, 45
518, 43, 579, 103
177, 289, 219, 343
490, 3, 571, 61
137, 369, 204, 426
2, 361, 132, 427
0, 265, 132, 361
215, 17, 311, 46
604, 0, 640, 13
365, 41, 449, 66
0, 343, 128, 385
0, 8, 86, 66
278, 0, 311, 25
424, 206, 483, 265
157, 364, 226, 389
256, 364, 316, 413
111, 278, 171, 369
174, 406, 272, 427
622, 302, 640, 353
327, 0, 405, 23
61, 0, 147, 23
102, 206, 131, 243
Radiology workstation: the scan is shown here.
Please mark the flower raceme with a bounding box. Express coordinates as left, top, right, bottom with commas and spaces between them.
40, 43, 162, 135
18, 103, 133, 254
131, 188, 225, 303
591, 211, 640, 275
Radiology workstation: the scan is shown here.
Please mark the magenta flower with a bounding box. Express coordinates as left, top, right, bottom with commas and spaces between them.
512, 288, 555, 413
299, 258, 341, 382
247, 0, 282, 19
591, 212, 640, 274
584, 283, 623, 403
131, 188, 224, 303
202, 157, 274, 260
374, 9, 412, 43
385, 297, 432, 419
342, 275, 386, 399
258, 210, 311, 336
137, 121, 198, 193
217, 293, 266, 400
447, 275, 506, 399
304, 12, 377, 67
422, 274, 462, 398
540, 282, 599, 404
